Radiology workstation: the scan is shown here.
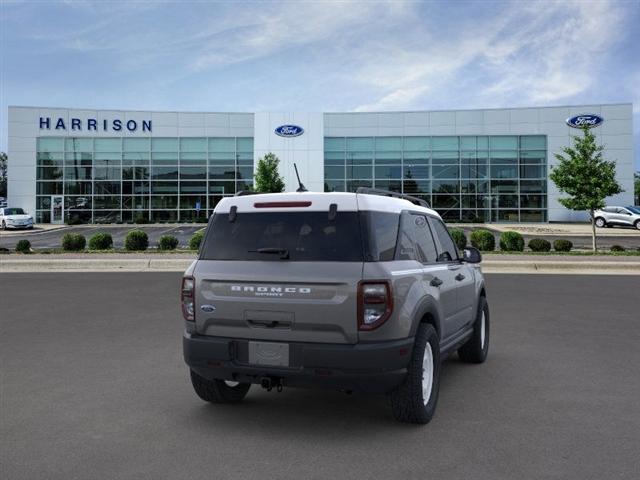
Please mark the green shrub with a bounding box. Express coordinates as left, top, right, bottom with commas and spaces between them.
528, 238, 551, 252
189, 231, 205, 250
449, 228, 467, 251
470, 229, 495, 251
158, 235, 179, 250
553, 239, 573, 252
196, 216, 208, 224
62, 233, 86, 251
88, 232, 113, 250
610, 244, 625, 252
15, 239, 31, 253
125, 230, 149, 251
499, 231, 525, 252
134, 215, 149, 224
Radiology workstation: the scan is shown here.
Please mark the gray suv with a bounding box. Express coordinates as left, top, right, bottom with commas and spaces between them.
594, 206, 640, 229
182, 189, 489, 424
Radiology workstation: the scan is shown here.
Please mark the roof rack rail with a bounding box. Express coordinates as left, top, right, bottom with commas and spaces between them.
235, 190, 257, 196
355, 187, 430, 208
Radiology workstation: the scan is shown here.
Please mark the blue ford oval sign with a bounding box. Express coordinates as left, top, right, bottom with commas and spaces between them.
566, 114, 604, 129
275, 125, 304, 137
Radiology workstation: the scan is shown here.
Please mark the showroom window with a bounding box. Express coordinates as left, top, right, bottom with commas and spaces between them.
324, 135, 547, 222
35, 136, 253, 224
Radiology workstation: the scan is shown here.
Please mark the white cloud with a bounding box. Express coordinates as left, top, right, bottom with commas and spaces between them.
351, 0, 632, 111
190, 1, 412, 71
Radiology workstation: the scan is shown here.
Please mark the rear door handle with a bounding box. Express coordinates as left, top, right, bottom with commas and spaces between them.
430, 277, 443, 287
455, 273, 465, 281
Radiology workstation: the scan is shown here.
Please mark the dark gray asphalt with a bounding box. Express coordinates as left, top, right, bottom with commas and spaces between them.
2, 273, 639, 480
0, 225, 204, 249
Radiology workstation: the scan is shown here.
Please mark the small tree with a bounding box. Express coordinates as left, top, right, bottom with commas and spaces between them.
254, 153, 285, 193
549, 128, 623, 252
634, 172, 640, 205
0, 152, 7, 198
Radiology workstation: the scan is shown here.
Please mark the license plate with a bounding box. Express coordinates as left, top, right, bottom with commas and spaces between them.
248, 341, 289, 367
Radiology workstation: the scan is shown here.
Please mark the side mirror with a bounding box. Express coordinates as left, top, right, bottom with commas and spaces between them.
462, 247, 482, 264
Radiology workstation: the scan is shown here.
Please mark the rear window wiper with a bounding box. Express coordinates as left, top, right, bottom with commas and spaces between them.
249, 247, 290, 259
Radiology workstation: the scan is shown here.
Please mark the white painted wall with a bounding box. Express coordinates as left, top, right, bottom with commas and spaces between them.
254, 112, 324, 193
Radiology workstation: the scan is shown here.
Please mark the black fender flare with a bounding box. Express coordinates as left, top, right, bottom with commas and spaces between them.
409, 295, 443, 340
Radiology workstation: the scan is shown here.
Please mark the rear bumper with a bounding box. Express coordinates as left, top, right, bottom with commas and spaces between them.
183, 332, 414, 394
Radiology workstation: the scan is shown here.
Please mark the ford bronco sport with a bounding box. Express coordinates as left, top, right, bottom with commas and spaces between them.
182, 189, 489, 424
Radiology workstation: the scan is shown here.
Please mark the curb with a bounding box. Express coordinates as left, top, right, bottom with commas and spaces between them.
0, 258, 195, 273
1, 258, 639, 274
482, 260, 640, 275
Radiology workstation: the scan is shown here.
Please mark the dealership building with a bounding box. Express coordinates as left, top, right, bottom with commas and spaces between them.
6, 103, 634, 224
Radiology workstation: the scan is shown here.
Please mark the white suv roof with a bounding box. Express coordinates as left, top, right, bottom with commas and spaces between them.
214, 191, 440, 218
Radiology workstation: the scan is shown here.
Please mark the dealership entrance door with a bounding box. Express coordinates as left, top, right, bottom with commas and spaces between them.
51, 195, 64, 224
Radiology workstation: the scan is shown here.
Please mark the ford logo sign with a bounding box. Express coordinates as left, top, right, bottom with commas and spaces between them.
275, 125, 304, 137
566, 114, 604, 129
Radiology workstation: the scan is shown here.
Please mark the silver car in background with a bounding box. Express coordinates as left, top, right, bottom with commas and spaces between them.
594, 206, 640, 230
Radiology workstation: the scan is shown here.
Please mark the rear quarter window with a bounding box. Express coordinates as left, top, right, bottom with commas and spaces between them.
360, 211, 400, 261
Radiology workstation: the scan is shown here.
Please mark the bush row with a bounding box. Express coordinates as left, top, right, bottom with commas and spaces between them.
36, 230, 206, 252
453, 229, 576, 253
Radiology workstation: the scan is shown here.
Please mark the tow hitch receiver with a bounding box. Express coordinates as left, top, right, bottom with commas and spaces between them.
260, 377, 284, 392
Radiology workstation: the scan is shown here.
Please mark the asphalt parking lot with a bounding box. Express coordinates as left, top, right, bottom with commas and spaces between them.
2, 273, 639, 479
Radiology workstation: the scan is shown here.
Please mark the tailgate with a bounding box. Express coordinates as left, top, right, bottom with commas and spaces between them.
194, 261, 362, 344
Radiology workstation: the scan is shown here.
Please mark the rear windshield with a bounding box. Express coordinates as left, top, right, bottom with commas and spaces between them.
200, 211, 364, 262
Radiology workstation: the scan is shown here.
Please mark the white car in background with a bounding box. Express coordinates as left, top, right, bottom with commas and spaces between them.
594, 206, 640, 230
0, 207, 35, 230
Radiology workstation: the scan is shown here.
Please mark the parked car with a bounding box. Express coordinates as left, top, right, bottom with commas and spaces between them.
0, 207, 34, 230
594, 206, 640, 230
182, 189, 489, 424
0, 197, 7, 208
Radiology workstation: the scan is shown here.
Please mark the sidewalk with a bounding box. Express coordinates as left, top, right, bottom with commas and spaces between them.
2, 253, 639, 274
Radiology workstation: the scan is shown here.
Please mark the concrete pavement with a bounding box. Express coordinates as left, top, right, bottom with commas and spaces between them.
2, 253, 640, 274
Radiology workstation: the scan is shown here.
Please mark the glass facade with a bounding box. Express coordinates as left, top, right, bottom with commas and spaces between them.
324, 135, 547, 222
35, 136, 253, 223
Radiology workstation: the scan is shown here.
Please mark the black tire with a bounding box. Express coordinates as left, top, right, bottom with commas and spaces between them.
594, 217, 606, 228
458, 296, 490, 363
190, 370, 251, 404
635, 220, 640, 230
388, 323, 440, 424
1, 221, 5, 230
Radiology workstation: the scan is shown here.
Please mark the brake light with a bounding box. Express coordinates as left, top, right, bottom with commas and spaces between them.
358, 281, 393, 331
181, 276, 195, 321
254, 201, 312, 208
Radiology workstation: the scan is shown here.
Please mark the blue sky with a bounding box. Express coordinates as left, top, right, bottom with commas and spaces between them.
1, 0, 639, 168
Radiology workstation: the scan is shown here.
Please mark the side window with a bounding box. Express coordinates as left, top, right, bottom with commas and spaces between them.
361, 211, 400, 261
431, 218, 459, 262
396, 213, 438, 263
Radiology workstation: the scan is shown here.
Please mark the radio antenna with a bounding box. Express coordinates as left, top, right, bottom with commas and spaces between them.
293, 163, 308, 192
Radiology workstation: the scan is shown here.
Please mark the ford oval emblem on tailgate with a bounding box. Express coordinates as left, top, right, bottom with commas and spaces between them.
200, 305, 216, 313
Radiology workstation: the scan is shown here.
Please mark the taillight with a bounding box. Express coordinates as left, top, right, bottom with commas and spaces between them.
358, 281, 393, 331
181, 276, 195, 321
